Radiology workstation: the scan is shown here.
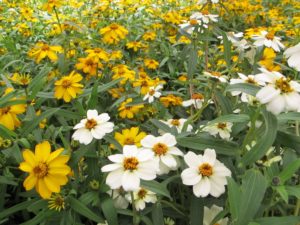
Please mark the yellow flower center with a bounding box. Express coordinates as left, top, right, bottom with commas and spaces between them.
153, 143, 168, 156
198, 163, 213, 177
189, 19, 198, 25
85, 119, 97, 129
275, 77, 293, 93
149, 89, 156, 96
62, 79, 72, 88
137, 188, 147, 199
33, 162, 48, 178
266, 31, 275, 40
217, 122, 227, 129
202, 10, 209, 15
191, 93, 204, 100
124, 137, 135, 145
211, 71, 222, 77
171, 119, 180, 126
123, 157, 139, 171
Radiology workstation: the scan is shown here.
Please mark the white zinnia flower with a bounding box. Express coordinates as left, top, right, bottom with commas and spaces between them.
203, 71, 228, 83
182, 93, 205, 109
191, 11, 218, 24
72, 109, 114, 145
203, 122, 233, 140
108, 188, 129, 209
203, 205, 228, 225
255, 68, 300, 114
101, 145, 157, 191
252, 30, 284, 52
125, 187, 157, 211
141, 133, 183, 175
160, 118, 193, 134
284, 43, 300, 71
230, 72, 264, 96
143, 85, 163, 103
181, 149, 231, 197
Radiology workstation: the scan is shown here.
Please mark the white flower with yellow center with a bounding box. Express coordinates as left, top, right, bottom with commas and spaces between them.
141, 133, 183, 175
203, 205, 228, 225
182, 93, 205, 109
252, 31, 284, 52
203, 122, 233, 140
72, 109, 114, 145
181, 149, 231, 198
143, 85, 163, 103
160, 118, 193, 134
101, 145, 157, 191
284, 43, 300, 71
255, 68, 300, 114
125, 187, 157, 211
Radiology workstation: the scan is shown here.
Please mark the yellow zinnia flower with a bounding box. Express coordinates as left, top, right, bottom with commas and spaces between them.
48, 193, 65, 211
144, 58, 159, 70
118, 98, 144, 119
115, 127, 146, 147
19, 141, 71, 199
28, 42, 63, 63
54, 71, 83, 102
99, 23, 128, 45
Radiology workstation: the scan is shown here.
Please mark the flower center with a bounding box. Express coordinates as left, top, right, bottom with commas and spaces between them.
191, 93, 204, 100
124, 137, 135, 145
123, 157, 139, 171
153, 143, 168, 156
198, 163, 213, 177
171, 119, 180, 126
62, 79, 72, 88
1, 106, 11, 114
110, 24, 119, 30
189, 19, 198, 25
41, 45, 50, 51
246, 77, 257, 84
217, 122, 227, 129
275, 77, 293, 93
137, 188, 147, 199
33, 162, 48, 178
149, 89, 156, 96
211, 71, 221, 77
265, 31, 275, 40
202, 10, 209, 15
85, 119, 97, 129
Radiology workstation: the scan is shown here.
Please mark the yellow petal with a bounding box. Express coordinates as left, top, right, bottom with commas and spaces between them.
44, 175, 60, 192
47, 148, 64, 163
22, 150, 36, 167
37, 179, 52, 199
46, 174, 68, 185
35, 141, 51, 162
48, 166, 71, 175
19, 162, 33, 172
0, 113, 15, 130
23, 174, 37, 191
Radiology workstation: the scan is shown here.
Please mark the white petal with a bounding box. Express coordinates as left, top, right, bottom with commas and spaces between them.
184, 151, 201, 168
123, 145, 138, 157
106, 169, 123, 189
101, 163, 122, 172
284, 93, 300, 111
137, 149, 154, 162
266, 95, 285, 114
181, 168, 201, 185
72, 128, 93, 145
97, 113, 110, 122
87, 109, 98, 119
141, 135, 156, 148
202, 149, 216, 165
193, 177, 211, 197
256, 85, 280, 104
161, 154, 177, 168
168, 147, 184, 156
161, 133, 177, 147
122, 171, 140, 191
108, 154, 124, 163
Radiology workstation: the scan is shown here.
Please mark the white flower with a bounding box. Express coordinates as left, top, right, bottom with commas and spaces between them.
182, 93, 205, 109
203, 71, 228, 83
284, 43, 300, 71
143, 85, 163, 103
203, 122, 233, 140
181, 149, 231, 197
125, 188, 157, 211
107, 188, 129, 209
255, 68, 300, 114
160, 118, 193, 134
230, 73, 264, 96
218, 32, 244, 44
141, 133, 183, 175
198, 0, 219, 4
191, 11, 218, 24
101, 145, 157, 191
252, 31, 284, 52
233, 39, 250, 51
72, 109, 114, 145
203, 205, 228, 225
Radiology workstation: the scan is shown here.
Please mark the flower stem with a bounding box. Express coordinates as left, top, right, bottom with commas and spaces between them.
131, 191, 139, 225
294, 121, 300, 216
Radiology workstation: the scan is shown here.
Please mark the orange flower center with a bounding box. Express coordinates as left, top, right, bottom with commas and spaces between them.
110, 24, 119, 30
123, 157, 139, 171
189, 19, 198, 25
266, 31, 275, 40
33, 162, 48, 178
153, 143, 168, 156
1, 106, 11, 114
85, 119, 97, 129
171, 119, 180, 126
137, 188, 147, 199
198, 163, 213, 177
191, 93, 204, 100
41, 45, 50, 51
62, 79, 72, 88
275, 77, 293, 93
217, 122, 227, 129
124, 137, 135, 145
211, 71, 222, 77
149, 89, 156, 96
202, 10, 209, 15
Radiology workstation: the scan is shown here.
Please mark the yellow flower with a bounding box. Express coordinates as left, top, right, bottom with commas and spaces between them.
259, 48, 281, 71
115, 127, 146, 147
75, 57, 103, 76
109, 50, 123, 60
112, 65, 136, 85
28, 42, 63, 63
118, 98, 144, 119
99, 23, 128, 45
42, 0, 63, 12
19, 141, 71, 199
9, 73, 32, 86
54, 71, 83, 102
144, 59, 159, 70
160, 94, 183, 107
126, 41, 143, 52
85, 48, 109, 62
48, 193, 65, 211
142, 32, 156, 41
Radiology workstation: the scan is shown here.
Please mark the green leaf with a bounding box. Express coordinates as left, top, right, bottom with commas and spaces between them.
277, 112, 300, 122
141, 180, 171, 199
275, 186, 288, 203
28, 66, 51, 100
187, 47, 198, 79
101, 197, 118, 225
0, 176, 17, 186
150, 119, 172, 133
276, 131, 300, 153
152, 202, 164, 225
0, 124, 17, 138
190, 195, 203, 225
87, 80, 99, 109
225, 83, 260, 96
278, 159, 300, 184
241, 110, 277, 166
177, 135, 238, 156
68, 196, 104, 223
208, 114, 250, 125
81, 78, 122, 97
227, 177, 241, 221
20, 210, 55, 225
0, 199, 36, 219
254, 216, 300, 225
286, 185, 300, 198
214, 90, 233, 114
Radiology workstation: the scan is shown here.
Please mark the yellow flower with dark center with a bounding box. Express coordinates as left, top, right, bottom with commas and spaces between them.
144, 58, 159, 70
9, 73, 32, 86
118, 98, 144, 119
112, 65, 136, 85
19, 141, 71, 199
48, 193, 65, 211
259, 48, 281, 71
54, 71, 83, 102
109, 50, 123, 60
85, 48, 109, 62
99, 23, 128, 44
142, 32, 156, 41
160, 94, 183, 107
126, 41, 143, 52
42, 0, 63, 12
75, 56, 103, 76
115, 127, 146, 147
28, 42, 63, 63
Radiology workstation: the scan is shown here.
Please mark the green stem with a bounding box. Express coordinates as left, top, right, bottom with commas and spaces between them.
131, 192, 139, 225
53, 6, 63, 33
294, 121, 300, 216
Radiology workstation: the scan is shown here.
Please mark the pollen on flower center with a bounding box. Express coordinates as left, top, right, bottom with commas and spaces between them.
171, 119, 180, 126
192, 93, 204, 100
202, 10, 209, 15
217, 122, 227, 129
246, 78, 256, 84
124, 137, 135, 145
149, 89, 156, 96
110, 24, 119, 30
137, 188, 147, 199
265, 31, 275, 40
198, 163, 213, 177
33, 162, 48, 178
275, 77, 293, 93
123, 157, 139, 171
41, 45, 50, 51
61, 79, 72, 88
1, 106, 11, 114
85, 119, 97, 129
211, 71, 221, 77
153, 143, 168, 156
189, 19, 198, 25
